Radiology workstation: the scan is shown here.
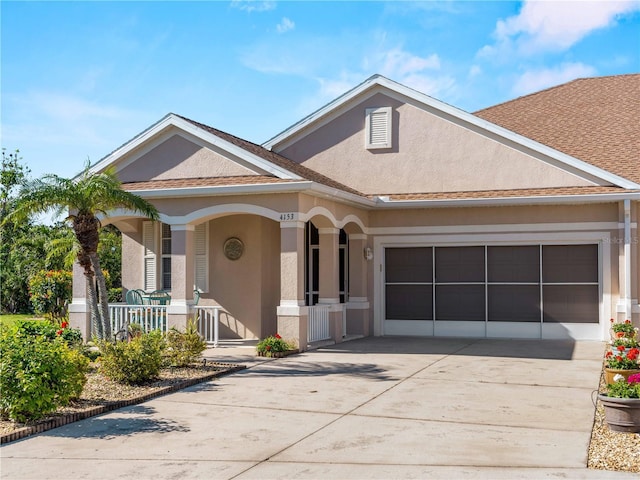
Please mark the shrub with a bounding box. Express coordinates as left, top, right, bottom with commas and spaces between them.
0, 322, 89, 422
108, 287, 122, 303
256, 334, 294, 357
28, 270, 72, 319
97, 330, 165, 384
164, 320, 207, 367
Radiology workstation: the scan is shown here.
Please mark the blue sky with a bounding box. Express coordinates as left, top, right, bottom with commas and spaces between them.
2, 0, 639, 187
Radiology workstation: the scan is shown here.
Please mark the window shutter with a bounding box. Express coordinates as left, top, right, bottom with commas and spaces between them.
366, 107, 392, 149
194, 223, 208, 292
143, 221, 157, 291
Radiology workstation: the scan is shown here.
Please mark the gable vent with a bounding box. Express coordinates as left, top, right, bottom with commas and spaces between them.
365, 107, 392, 149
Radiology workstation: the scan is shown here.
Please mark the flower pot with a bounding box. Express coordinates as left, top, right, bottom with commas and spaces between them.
597, 394, 640, 433
604, 368, 640, 385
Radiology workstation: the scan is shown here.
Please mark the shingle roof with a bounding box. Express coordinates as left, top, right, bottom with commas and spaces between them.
474, 74, 640, 184
122, 176, 297, 191
174, 115, 364, 196
383, 185, 638, 201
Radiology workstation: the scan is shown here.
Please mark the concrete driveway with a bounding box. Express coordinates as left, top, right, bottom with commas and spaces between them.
1, 337, 635, 479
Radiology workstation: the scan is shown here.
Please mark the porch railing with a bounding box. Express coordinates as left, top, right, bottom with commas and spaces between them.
108, 304, 168, 335
194, 306, 224, 347
308, 304, 331, 342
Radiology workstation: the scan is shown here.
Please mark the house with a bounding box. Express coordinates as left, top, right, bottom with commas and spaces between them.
69, 74, 640, 349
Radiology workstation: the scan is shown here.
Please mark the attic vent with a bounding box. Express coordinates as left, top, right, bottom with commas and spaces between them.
365, 107, 392, 149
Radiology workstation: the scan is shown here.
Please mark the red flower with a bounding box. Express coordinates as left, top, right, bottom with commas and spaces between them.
56, 329, 63, 336
616, 332, 625, 338
61, 321, 69, 329
617, 345, 626, 351
606, 351, 613, 358
616, 356, 623, 362
265, 345, 271, 350
625, 319, 631, 324
610, 318, 615, 323
630, 348, 640, 356
275, 334, 282, 339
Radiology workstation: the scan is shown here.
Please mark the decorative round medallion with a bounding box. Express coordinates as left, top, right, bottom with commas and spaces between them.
223, 237, 244, 260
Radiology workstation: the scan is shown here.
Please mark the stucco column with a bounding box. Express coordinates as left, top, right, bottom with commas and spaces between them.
68, 260, 91, 340
168, 225, 194, 331
346, 233, 370, 336
277, 221, 308, 350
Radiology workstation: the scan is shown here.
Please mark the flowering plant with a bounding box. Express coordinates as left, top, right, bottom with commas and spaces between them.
605, 347, 640, 370
610, 318, 637, 337
256, 334, 294, 357
612, 336, 640, 348
606, 373, 640, 399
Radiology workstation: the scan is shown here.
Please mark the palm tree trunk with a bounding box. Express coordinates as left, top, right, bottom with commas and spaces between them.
89, 252, 112, 340
85, 271, 103, 340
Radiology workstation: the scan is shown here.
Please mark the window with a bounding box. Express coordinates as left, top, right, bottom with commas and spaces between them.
365, 107, 392, 149
142, 222, 209, 293
305, 222, 349, 305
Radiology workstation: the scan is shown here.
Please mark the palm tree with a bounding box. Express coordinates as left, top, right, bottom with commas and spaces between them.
6, 164, 159, 340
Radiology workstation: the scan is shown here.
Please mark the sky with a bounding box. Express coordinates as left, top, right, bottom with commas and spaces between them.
2, 0, 639, 189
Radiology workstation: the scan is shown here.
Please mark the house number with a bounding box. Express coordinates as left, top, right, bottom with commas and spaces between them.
279, 213, 296, 221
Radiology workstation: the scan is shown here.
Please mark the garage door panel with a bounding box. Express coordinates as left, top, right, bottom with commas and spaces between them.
488, 285, 540, 322
385, 284, 432, 320
435, 285, 485, 321
385, 247, 432, 283
543, 285, 599, 323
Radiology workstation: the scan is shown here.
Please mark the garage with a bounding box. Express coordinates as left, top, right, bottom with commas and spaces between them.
383, 244, 600, 339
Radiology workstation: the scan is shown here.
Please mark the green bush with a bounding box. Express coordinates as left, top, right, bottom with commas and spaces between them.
256, 334, 294, 357
98, 330, 165, 384
0, 322, 89, 422
28, 270, 72, 319
108, 287, 123, 303
164, 320, 207, 367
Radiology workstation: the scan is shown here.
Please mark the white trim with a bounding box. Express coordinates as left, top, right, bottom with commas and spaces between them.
318, 227, 340, 235
369, 222, 627, 236
277, 304, 308, 316
69, 300, 88, 313
349, 233, 368, 240
346, 301, 370, 310
318, 297, 341, 304
170, 224, 195, 231
375, 192, 640, 209
623, 199, 632, 320
264, 75, 639, 190
365, 106, 392, 149
280, 221, 306, 229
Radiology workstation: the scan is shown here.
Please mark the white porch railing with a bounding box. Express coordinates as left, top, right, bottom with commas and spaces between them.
308, 304, 331, 342
194, 306, 224, 347
108, 304, 168, 336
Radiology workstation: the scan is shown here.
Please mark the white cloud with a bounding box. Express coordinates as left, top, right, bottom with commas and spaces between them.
379, 49, 441, 77
468, 65, 482, 78
276, 17, 295, 34
481, 0, 640, 56
512, 62, 597, 96
230, 1, 276, 13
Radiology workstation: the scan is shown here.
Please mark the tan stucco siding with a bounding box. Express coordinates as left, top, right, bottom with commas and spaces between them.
117, 134, 257, 183
370, 203, 618, 228
277, 93, 594, 195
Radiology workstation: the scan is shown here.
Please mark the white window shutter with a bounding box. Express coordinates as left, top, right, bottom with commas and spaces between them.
194, 223, 208, 292
143, 221, 157, 291
365, 107, 392, 149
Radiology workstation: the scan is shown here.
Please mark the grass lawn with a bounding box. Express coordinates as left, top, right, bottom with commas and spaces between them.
0, 314, 44, 329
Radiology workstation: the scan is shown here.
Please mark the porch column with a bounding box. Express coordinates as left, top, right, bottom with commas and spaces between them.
68, 260, 91, 340
347, 233, 371, 336
318, 227, 343, 342
277, 221, 308, 351
168, 225, 195, 331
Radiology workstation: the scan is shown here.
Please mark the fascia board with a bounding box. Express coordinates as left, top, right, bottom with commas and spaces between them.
375, 191, 640, 209
86, 114, 303, 181
128, 181, 315, 199
264, 75, 639, 190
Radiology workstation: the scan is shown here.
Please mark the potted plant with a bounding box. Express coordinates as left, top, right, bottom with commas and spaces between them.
256, 334, 298, 358
609, 318, 638, 341
604, 347, 640, 384
598, 373, 640, 433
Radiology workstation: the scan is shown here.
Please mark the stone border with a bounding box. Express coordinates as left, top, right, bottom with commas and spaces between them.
0, 363, 245, 445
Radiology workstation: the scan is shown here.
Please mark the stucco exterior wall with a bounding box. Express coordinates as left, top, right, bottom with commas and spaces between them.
201, 214, 280, 339
117, 133, 257, 183
277, 93, 595, 195
120, 219, 144, 294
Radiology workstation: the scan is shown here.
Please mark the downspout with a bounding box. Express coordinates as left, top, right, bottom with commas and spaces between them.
624, 199, 632, 320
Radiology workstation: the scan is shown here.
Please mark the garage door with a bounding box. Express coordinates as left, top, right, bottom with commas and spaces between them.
384, 244, 599, 338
